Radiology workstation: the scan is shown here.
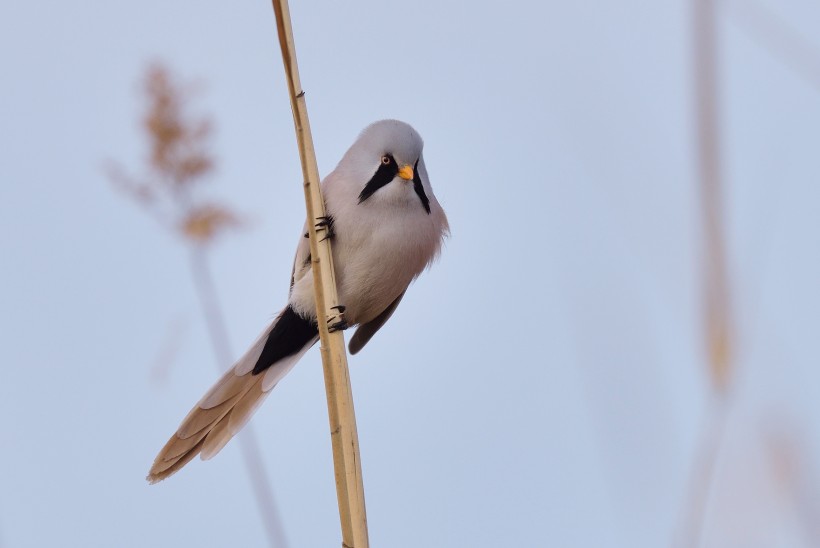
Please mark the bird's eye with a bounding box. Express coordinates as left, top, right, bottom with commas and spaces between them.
381, 155, 391, 165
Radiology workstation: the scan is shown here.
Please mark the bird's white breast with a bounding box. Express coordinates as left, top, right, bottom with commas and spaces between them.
331, 199, 441, 324
287, 172, 445, 326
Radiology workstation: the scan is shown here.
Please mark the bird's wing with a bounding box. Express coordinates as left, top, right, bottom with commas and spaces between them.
348, 290, 406, 355
289, 221, 311, 295
291, 172, 345, 294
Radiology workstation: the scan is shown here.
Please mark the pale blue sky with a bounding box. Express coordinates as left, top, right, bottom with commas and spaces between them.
2, 1, 819, 547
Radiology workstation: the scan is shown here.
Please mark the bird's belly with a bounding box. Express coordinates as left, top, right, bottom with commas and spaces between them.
334, 218, 436, 325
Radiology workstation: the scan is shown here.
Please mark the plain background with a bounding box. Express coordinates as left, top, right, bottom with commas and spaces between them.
2, 0, 819, 546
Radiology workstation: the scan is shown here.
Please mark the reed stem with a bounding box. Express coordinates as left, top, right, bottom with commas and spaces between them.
268, 2, 370, 546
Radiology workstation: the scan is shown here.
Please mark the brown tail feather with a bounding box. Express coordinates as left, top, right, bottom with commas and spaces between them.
147, 370, 264, 483
148, 437, 209, 483
147, 313, 317, 483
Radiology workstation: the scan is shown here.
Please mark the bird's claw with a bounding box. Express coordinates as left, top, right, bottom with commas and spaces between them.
328, 319, 348, 333
327, 305, 348, 332
315, 216, 336, 241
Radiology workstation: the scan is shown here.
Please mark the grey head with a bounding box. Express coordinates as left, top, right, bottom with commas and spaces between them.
337, 119, 432, 215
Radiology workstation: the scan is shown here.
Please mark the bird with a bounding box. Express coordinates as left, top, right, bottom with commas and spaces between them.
147, 119, 449, 483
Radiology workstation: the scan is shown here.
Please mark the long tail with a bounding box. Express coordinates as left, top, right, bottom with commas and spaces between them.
147, 306, 318, 483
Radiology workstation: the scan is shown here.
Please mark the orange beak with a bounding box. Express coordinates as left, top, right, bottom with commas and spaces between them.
398, 164, 414, 181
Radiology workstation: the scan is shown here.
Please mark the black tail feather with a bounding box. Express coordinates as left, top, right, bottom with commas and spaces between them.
252, 306, 318, 375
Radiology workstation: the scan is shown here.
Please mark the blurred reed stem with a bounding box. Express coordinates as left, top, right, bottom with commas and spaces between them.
727, 0, 820, 92
111, 63, 290, 547
679, 0, 734, 545
269, 0, 369, 546
190, 247, 290, 548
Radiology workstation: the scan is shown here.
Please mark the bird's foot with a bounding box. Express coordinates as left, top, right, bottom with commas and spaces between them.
327, 305, 348, 332
328, 318, 348, 333
315, 215, 336, 241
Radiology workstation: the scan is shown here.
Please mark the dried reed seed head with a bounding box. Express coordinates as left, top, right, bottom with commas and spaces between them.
181, 205, 241, 243
143, 64, 214, 185
108, 63, 241, 245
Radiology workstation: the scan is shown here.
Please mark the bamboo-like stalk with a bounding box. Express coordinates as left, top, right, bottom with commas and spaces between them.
269, 1, 369, 547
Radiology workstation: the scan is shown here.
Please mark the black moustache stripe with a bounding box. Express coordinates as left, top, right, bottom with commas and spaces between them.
358, 155, 398, 204
413, 159, 431, 214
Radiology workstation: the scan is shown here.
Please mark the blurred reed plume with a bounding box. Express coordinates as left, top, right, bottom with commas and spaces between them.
108, 63, 288, 548
108, 64, 240, 244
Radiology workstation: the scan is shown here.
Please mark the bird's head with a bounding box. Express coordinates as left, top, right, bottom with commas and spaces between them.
337, 119, 432, 215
